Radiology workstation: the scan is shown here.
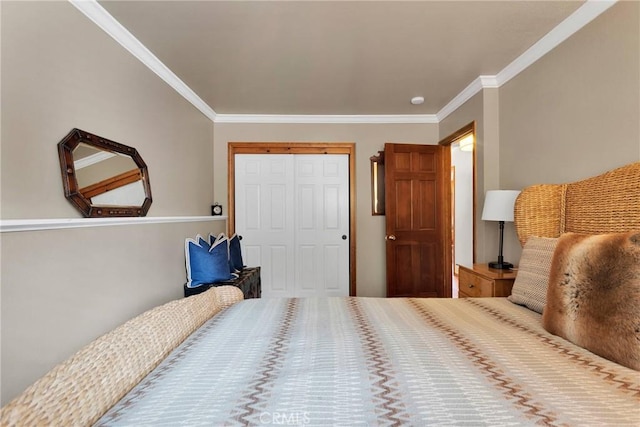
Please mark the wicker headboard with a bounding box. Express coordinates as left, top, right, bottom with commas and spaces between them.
514, 162, 640, 246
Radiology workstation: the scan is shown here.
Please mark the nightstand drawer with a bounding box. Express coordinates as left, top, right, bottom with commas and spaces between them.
459, 268, 494, 297
457, 264, 517, 298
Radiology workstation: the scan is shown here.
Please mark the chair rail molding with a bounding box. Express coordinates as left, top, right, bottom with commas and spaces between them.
0, 216, 226, 233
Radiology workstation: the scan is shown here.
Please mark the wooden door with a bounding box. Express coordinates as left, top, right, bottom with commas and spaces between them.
385, 143, 451, 297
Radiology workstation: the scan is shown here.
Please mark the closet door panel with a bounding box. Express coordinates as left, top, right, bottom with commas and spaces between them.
236, 154, 349, 298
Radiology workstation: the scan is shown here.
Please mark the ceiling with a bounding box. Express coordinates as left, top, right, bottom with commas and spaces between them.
97, 1, 585, 117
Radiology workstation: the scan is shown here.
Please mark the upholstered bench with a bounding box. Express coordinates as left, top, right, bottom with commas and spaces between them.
184, 266, 261, 299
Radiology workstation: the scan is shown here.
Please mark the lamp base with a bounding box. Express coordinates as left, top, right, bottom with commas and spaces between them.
488, 261, 513, 270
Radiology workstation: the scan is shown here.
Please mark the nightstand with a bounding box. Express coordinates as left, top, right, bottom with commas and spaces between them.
458, 264, 517, 298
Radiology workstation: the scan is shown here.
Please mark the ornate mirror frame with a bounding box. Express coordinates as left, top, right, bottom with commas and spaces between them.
57, 128, 152, 217
370, 150, 385, 215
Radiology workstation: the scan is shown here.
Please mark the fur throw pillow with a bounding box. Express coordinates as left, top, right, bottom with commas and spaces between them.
542, 231, 640, 371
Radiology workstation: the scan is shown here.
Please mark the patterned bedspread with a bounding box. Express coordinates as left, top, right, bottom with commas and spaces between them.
96, 297, 639, 426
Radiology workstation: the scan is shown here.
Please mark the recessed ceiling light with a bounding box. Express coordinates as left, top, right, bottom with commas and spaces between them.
410, 96, 425, 105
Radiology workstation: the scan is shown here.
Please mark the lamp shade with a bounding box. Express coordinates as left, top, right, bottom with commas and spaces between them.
481, 190, 520, 222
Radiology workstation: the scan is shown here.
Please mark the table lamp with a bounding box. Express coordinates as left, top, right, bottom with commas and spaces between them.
481, 190, 520, 269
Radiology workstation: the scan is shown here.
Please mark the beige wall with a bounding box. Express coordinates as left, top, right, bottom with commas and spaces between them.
499, 0, 640, 262
1, 2, 217, 404
1, 1, 214, 219
440, 93, 486, 266
213, 123, 438, 297
440, 1, 639, 267
500, 1, 639, 188
0, 220, 225, 404
438, 90, 508, 266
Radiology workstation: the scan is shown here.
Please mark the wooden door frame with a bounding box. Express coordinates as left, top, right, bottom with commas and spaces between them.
228, 142, 357, 296
438, 121, 477, 266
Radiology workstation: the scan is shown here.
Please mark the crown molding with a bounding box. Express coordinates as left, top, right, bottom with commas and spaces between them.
436, 76, 496, 122
74, 150, 115, 170
495, 0, 617, 87
72, 0, 616, 125
69, 0, 217, 122
479, 76, 499, 88
0, 216, 226, 233
214, 114, 438, 124
437, 0, 616, 122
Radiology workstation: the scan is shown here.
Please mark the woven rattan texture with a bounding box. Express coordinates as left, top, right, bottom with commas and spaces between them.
0, 286, 243, 426
514, 162, 640, 246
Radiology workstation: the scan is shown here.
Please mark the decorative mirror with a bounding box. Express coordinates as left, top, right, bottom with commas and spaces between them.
370, 150, 385, 215
57, 128, 152, 217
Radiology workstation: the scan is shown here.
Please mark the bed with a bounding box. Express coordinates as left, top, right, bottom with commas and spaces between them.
2, 163, 639, 426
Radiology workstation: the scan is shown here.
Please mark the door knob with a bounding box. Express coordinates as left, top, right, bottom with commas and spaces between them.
342, 235, 347, 240
385, 235, 396, 241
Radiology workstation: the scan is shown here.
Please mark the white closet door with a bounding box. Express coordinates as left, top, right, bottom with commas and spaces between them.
235, 154, 349, 298
294, 155, 349, 297
235, 155, 295, 298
